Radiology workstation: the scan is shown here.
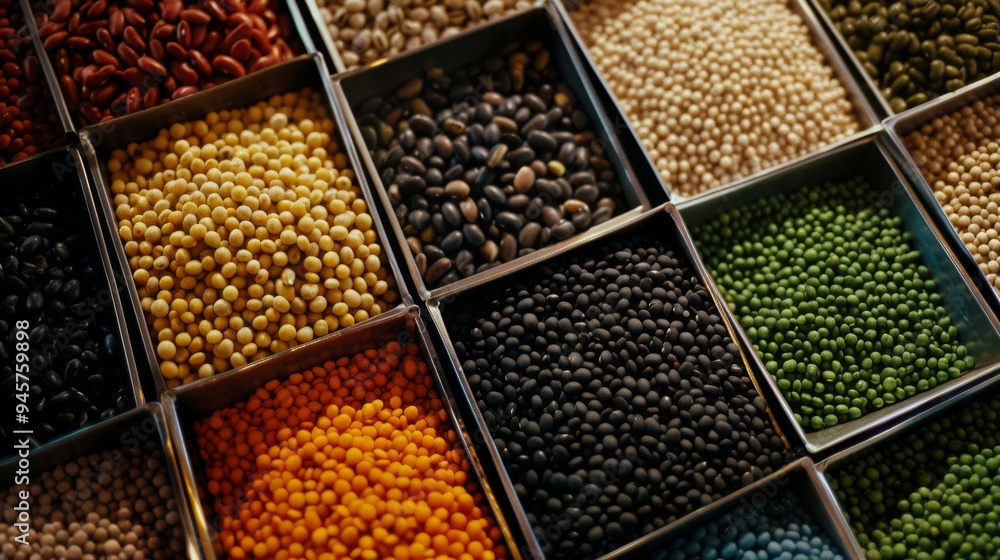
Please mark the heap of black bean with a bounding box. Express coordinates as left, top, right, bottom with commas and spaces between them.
357, 40, 627, 290
446, 233, 790, 559
0, 201, 131, 454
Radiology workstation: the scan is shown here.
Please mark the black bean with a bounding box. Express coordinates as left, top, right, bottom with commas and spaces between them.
446, 233, 788, 558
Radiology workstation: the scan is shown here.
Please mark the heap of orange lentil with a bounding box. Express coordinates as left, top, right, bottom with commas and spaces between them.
195, 340, 506, 560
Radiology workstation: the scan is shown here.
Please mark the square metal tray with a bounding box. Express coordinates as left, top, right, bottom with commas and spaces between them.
78, 53, 411, 396
426, 203, 800, 560
598, 458, 862, 560
0, 146, 142, 456
0, 402, 204, 559
678, 133, 1000, 455
882, 72, 1000, 320
162, 305, 534, 560
333, 5, 653, 301
19, 0, 318, 140
552, 0, 882, 204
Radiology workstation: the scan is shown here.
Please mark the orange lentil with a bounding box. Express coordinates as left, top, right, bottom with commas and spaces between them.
194, 341, 505, 559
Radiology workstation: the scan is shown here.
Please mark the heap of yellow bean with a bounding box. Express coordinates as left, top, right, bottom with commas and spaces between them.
108, 89, 399, 388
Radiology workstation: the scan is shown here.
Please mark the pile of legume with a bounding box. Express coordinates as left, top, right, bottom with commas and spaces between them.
194, 340, 506, 560
358, 41, 627, 290
0, 0, 64, 165
0, 440, 188, 559
568, 0, 860, 197
34, 0, 303, 125
316, 0, 534, 70
829, 394, 1000, 559
818, 0, 1000, 113
902, 94, 1000, 292
695, 179, 973, 431
446, 232, 789, 559
655, 491, 847, 560
108, 89, 399, 388
0, 192, 131, 452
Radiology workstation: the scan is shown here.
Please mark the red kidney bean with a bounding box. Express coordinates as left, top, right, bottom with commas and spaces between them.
96, 27, 116, 51
152, 21, 175, 41
121, 7, 145, 28
79, 101, 102, 124
212, 54, 245, 77
86, 0, 108, 19
165, 41, 187, 59
123, 26, 145, 52
54, 48, 70, 75
171, 85, 198, 100
220, 21, 251, 52
89, 82, 117, 105
68, 13, 81, 34
121, 67, 144, 87
38, 22, 65, 37
59, 74, 78, 109
116, 42, 140, 67
248, 0, 268, 14
22, 55, 39, 82
84, 64, 116, 88
108, 10, 125, 36
249, 53, 277, 73
170, 60, 198, 85
77, 21, 107, 37
51, 0, 72, 22
161, 0, 182, 22
92, 49, 120, 68
126, 0, 154, 12
126, 86, 142, 113
180, 8, 211, 25
142, 85, 160, 109
65, 35, 95, 49
190, 23, 207, 48
148, 38, 165, 61
204, 0, 228, 22
42, 30, 68, 50
137, 55, 167, 77
250, 28, 270, 53
162, 76, 177, 94
202, 30, 222, 54
177, 19, 192, 48
230, 38, 251, 62
189, 49, 211, 75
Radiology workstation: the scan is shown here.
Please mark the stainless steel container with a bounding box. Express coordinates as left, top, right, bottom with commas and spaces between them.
881, 72, 1000, 320
678, 133, 1000, 455
334, 5, 653, 301
816, 369, 1000, 558
426, 203, 798, 560
0, 402, 204, 559
162, 305, 534, 560
0, 146, 142, 453
598, 458, 863, 560
19, 0, 317, 140
552, 0, 882, 204
79, 53, 411, 396
297, 0, 546, 74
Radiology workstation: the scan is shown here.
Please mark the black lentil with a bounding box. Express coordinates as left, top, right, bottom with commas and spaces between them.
446, 232, 789, 559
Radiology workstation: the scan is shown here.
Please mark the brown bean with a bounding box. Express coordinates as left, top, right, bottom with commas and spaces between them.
66, 35, 95, 49
84, 64, 116, 87
212, 54, 245, 77
248, 0, 268, 13
116, 43, 140, 67
59, 74, 79, 109
165, 41, 188, 59
68, 12, 82, 34
230, 38, 251, 61
92, 49, 120, 69
124, 25, 146, 51
126, 86, 142, 113
77, 21, 107, 37
108, 9, 126, 36
201, 30, 222, 53
55, 49, 70, 75
189, 49, 212, 75
180, 8, 211, 25
94, 27, 115, 51
23, 55, 40, 83
204, 0, 228, 22
248, 53, 277, 72
220, 21, 252, 52
86, 0, 108, 18
228, 12, 253, 29
149, 38, 165, 60
142, 86, 161, 109
42, 31, 68, 50
137, 55, 168, 77
177, 20, 192, 49
52, 0, 73, 22
171, 85, 199, 100
38, 22, 66, 38
170, 61, 199, 85
161, 0, 183, 21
